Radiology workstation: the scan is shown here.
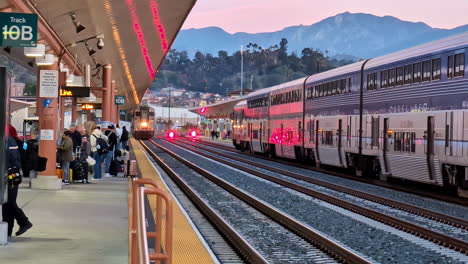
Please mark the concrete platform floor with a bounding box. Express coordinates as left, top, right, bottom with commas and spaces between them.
0, 177, 128, 264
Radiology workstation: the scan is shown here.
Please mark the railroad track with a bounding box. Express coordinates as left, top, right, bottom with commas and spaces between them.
141, 139, 370, 264
166, 138, 468, 256
188, 138, 468, 207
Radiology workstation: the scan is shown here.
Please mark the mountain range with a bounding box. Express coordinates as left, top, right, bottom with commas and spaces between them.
173, 12, 468, 60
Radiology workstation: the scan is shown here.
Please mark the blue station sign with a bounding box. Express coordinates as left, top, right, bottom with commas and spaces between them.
0, 13, 38, 47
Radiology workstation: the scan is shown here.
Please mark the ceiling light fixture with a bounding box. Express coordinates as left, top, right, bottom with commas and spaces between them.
35, 54, 55, 66
24, 44, 46, 57
71, 13, 86, 33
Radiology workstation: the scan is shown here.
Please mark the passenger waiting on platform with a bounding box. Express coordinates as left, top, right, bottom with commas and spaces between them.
70, 125, 82, 153
211, 130, 216, 139
227, 130, 231, 140
104, 125, 117, 177
120, 126, 129, 150
90, 125, 108, 180
57, 130, 73, 185
81, 129, 90, 158
115, 124, 122, 150
3, 125, 33, 237
216, 131, 219, 139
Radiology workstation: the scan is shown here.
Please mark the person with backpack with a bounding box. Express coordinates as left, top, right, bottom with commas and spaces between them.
120, 126, 129, 150
104, 125, 118, 177
90, 124, 108, 181
2, 125, 33, 237
57, 130, 73, 185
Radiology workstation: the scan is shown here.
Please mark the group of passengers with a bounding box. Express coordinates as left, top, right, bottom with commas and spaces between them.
57, 123, 129, 184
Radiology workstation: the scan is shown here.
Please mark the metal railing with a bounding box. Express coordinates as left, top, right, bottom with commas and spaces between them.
130, 178, 173, 264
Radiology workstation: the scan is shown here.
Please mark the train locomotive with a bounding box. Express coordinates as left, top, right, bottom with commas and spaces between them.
232, 32, 468, 196
132, 105, 155, 140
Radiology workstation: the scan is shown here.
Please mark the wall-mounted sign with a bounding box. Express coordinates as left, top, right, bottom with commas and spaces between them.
60, 86, 90, 97
39, 70, 58, 98
43, 98, 52, 108
81, 104, 94, 110
115, 96, 125, 105
0, 13, 38, 47
119, 110, 126, 116
40, 129, 54, 140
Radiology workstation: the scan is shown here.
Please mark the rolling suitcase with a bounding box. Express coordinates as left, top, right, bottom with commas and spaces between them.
109, 159, 119, 176
124, 160, 137, 177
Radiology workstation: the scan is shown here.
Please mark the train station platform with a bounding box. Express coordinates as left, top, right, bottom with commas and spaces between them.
129, 138, 217, 264
0, 177, 128, 264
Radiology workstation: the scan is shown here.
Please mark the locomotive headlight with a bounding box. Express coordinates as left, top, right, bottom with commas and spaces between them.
141, 122, 148, 127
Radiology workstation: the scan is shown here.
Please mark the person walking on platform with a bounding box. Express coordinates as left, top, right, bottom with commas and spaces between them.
57, 130, 73, 185
120, 126, 129, 150
104, 125, 117, 177
2, 125, 33, 237
90, 125, 108, 181
70, 125, 82, 153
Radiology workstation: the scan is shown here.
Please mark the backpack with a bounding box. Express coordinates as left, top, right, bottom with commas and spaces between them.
92, 134, 109, 155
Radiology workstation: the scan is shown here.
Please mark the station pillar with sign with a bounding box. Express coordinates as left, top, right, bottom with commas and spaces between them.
31, 62, 62, 190
102, 64, 112, 121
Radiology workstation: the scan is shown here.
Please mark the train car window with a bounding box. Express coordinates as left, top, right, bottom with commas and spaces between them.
135, 112, 141, 117
396, 67, 404, 86
432, 58, 441, 81
454, 53, 465, 78
367, 73, 372, 90
381, 70, 388, 88
447, 55, 454, 79
149, 112, 155, 116
253, 130, 259, 139
348, 78, 352, 93
404, 65, 412, 85
336, 80, 342, 94
322, 131, 333, 145
341, 79, 346, 93
422, 60, 431, 82
388, 68, 396, 87
413, 63, 421, 83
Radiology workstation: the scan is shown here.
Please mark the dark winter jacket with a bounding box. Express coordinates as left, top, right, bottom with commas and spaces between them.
105, 131, 118, 150
120, 130, 129, 142
71, 130, 82, 151
7, 136, 22, 169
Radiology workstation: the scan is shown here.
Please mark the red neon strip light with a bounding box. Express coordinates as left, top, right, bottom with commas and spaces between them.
149, 0, 169, 53
125, 0, 155, 78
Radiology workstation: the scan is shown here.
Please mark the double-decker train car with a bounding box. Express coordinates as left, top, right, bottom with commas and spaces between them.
231, 32, 468, 195
132, 105, 155, 140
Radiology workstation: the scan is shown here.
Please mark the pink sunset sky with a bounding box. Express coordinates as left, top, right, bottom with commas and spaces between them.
182, 0, 468, 33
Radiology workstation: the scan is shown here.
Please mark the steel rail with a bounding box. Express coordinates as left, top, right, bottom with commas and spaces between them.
188, 138, 468, 207
176, 138, 468, 230
147, 139, 372, 264
168, 138, 468, 254
138, 140, 269, 264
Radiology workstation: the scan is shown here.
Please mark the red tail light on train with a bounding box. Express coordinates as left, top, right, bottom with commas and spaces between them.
167, 130, 175, 139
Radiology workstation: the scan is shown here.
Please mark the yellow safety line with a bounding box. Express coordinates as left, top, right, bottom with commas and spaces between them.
130, 138, 215, 264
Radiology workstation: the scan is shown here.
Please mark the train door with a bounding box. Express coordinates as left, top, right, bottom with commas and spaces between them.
259, 122, 264, 153
315, 120, 320, 164
445, 111, 454, 156
280, 123, 284, 157
427, 116, 435, 180
371, 116, 380, 150
382, 118, 390, 174
337, 119, 343, 165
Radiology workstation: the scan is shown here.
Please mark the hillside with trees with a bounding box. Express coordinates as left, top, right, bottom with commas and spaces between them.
151, 38, 355, 95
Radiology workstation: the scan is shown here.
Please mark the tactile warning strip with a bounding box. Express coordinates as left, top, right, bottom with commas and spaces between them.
130, 138, 216, 264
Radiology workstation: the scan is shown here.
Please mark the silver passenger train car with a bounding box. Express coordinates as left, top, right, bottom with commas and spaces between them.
232, 32, 468, 196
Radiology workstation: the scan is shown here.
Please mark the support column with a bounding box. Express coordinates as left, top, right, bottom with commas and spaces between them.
71, 97, 77, 125
59, 72, 66, 130
102, 64, 112, 121
111, 80, 116, 124
32, 59, 62, 190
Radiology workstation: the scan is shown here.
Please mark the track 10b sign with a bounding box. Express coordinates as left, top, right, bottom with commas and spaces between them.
0, 13, 38, 47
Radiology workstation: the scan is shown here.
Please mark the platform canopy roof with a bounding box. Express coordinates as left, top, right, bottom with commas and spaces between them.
5, 0, 196, 109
